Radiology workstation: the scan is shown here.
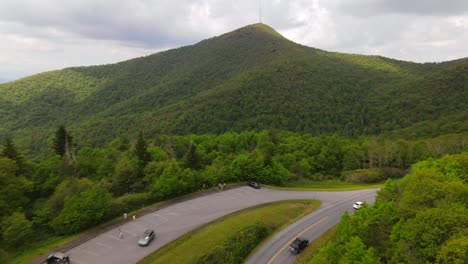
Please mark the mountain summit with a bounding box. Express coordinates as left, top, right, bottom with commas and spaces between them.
0, 24, 467, 152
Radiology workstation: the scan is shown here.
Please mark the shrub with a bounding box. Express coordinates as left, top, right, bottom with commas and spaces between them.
342, 169, 383, 183
109, 192, 158, 216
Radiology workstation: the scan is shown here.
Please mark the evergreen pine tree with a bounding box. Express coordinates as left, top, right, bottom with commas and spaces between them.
2, 138, 24, 174
185, 141, 200, 170
53, 126, 68, 157
135, 132, 151, 167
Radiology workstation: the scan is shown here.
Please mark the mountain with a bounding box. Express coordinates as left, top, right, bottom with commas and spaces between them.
0, 23, 467, 153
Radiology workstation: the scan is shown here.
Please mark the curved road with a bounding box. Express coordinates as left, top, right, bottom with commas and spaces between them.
66, 187, 378, 264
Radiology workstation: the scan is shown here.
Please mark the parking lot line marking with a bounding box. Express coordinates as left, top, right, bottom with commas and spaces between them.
266, 216, 328, 264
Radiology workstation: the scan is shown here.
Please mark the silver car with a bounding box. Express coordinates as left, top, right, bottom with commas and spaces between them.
138, 229, 156, 246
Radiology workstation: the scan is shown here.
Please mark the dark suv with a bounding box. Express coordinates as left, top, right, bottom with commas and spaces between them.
289, 237, 309, 254
46, 252, 70, 264
247, 181, 261, 189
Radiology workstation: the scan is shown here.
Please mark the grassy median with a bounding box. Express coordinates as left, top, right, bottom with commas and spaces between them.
139, 200, 321, 264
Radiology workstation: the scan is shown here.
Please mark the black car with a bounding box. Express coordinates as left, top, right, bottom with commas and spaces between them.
289, 237, 309, 254
138, 229, 156, 246
46, 252, 70, 264
247, 181, 261, 189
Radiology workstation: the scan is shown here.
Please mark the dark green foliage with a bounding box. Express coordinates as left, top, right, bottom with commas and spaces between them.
135, 132, 151, 167
195, 222, 268, 264
0, 24, 466, 155
184, 142, 200, 170
0, 158, 32, 220
52, 126, 68, 157
1, 138, 24, 174
0, 212, 33, 248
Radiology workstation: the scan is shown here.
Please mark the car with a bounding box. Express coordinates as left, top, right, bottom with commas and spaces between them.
46, 252, 70, 264
353, 201, 364, 210
138, 229, 156, 246
247, 181, 261, 189
289, 237, 309, 254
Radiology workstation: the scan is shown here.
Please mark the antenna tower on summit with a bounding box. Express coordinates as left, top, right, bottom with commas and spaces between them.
259, 0, 262, 23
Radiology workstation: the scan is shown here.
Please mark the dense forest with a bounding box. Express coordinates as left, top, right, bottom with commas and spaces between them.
0, 128, 466, 262
0, 24, 466, 155
309, 153, 468, 263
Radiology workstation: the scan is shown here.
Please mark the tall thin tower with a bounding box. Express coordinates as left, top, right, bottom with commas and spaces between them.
259, 0, 262, 23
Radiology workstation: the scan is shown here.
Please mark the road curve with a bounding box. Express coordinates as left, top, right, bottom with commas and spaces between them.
66, 187, 379, 264
246, 188, 377, 264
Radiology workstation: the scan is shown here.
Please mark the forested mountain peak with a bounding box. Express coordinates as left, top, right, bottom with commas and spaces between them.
0, 24, 467, 154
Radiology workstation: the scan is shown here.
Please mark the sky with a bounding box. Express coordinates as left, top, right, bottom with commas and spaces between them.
1, 0, 468, 82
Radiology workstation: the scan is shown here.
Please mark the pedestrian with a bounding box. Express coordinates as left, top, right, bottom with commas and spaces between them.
118, 228, 123, 239
123, 213, 127, 221
133, 214, 136, 221
218, 183, 222, 190
223, 183, 226, 190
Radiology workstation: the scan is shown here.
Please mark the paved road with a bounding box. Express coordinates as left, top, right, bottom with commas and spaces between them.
66, 187, 379, 264
246, 188, 377, 264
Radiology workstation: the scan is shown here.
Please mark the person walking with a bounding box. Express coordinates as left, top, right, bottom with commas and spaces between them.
123, 213, 127, 221
132, 214, 136, 221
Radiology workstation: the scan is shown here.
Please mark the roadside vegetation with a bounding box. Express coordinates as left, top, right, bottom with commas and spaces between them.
139, 200, 320, 264
267, 180, 383, 191
0, 128, 466, 263
306, 153, 468, 263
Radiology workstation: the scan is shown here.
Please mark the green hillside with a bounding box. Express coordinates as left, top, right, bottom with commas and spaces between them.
0, 23, 467, 153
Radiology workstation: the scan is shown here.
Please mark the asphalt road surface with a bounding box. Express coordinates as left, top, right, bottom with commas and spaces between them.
66, 186, 379, 264
246, 188, 377, 264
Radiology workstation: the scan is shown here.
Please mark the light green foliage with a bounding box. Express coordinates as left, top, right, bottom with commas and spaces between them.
51, 188, 111, 234
339, 236, 379, 264
392, 204, 468, 263
33, 177, 94, 226
1, 212, 33, 248
436, 232, 468, 264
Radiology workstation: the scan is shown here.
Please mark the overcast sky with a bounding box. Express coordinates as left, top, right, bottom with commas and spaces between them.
1, 0, 468, 82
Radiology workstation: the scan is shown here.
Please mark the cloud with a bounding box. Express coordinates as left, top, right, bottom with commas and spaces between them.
0, 0, 467, 80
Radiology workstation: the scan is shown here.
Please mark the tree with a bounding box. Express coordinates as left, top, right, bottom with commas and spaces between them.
53, 126, 68, 157
135, 132, 151, 167
1, 138, 24, 174
0, 158, 33, 220
184, 142, 200, 170
51, 188, 110, 234
52, 126, 76, 167
1, 212, 33, 248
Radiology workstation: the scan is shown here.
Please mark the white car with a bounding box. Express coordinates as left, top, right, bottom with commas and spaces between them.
353, 201, 363, 210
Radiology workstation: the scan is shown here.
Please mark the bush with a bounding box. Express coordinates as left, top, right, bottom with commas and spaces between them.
1, 212, 33, 248
51, 188, 111, 234
342, 169, 383, 183
109, 192, 158, 216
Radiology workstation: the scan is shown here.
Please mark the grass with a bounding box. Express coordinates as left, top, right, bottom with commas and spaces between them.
266, 179, 384, 191
5, 234, 81, 264
295, 225, 338, 264
139, 199, 321, 264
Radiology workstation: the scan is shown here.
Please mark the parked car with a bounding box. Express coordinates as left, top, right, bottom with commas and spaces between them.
247, 181, 261, 189
46, 252, 70, 264
289, 237, 309, 254
138, 229, 156, 246
353, 201, 363, 210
